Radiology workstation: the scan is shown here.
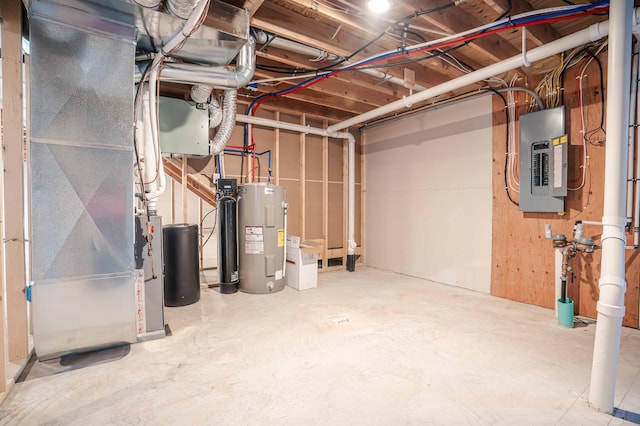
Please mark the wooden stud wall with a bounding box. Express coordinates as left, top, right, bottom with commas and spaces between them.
491, 55, 640, 328
1, 0, 29, 366
168, 108, 364, 267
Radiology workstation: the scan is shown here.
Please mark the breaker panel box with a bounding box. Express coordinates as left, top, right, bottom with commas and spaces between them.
519, 106, 568, 213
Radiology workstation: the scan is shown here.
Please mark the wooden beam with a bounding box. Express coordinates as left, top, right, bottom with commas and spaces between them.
0, 80, 6, 398
278, 0, 471, 84
163, 157, 217, 207
397, 0, 519, 65
322, 119, 329, 270
252, 2, 372, 59
223, 0, 264, 16
1, 0, 28, 363
255, 47, 404, 97
236, 93, 358, 121
182, 155, 188, 223
482, 0, 561, 46
171, 177, 176, 223
251, 70, 374, 115
255, 57, 398, 106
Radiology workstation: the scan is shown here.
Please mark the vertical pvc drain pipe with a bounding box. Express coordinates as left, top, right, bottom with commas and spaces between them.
589, 0, 633, 413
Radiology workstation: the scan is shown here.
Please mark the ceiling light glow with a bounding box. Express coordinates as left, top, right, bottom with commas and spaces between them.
368, 0, 390, 13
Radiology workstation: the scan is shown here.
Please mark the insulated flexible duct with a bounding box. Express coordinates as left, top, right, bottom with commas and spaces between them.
166, 0, 199, 19
132, 0, 162, 8
209, 98, 223, 128
190, 84, 212, 103
210, 89, 237, 155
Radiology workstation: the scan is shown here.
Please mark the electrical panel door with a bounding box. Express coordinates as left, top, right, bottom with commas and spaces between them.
519, 107, 567, 213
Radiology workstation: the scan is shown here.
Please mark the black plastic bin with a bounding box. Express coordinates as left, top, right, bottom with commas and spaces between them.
163, 224, 200, 306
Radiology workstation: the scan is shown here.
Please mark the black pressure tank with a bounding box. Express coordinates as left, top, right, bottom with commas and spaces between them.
163, 224, 200, 306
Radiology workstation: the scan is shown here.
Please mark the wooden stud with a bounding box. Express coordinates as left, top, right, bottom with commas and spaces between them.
274, 111, 280, 185
198, 198, 203, 270
1, 0, 29, 363
322, 120, 329, 270
0, 72, 6, 397
170, 177, 175, 224
300, 114, 306, 241
182, 155, 188, 223
24, 52, 32, 336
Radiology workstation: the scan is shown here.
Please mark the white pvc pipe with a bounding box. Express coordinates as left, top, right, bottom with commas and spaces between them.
236, 114, 358, 270
555, 247, 563, 317
143, 0, 209, 208
347, 133, 356, 261
634, 38, 640, 248
626, 42, 639, 228
589, 0, 634, 414
327, 19, 614, 133
282, 202, 288, 278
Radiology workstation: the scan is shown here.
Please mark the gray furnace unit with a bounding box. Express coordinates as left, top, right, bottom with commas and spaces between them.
29, 0, 138, 359
518, 106, 568, 213
237, 184, 287, 294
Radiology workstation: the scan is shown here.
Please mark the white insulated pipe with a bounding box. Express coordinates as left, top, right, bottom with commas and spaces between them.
236, 114, 358, 270
327, 19, 618, 133
589, 0, 634, 414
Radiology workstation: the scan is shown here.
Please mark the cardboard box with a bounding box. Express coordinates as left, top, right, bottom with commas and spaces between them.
286, 237, 322, 290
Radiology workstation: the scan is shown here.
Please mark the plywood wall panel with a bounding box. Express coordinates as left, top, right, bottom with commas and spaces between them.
328, 182, 344, 248
306, 134, 323, 181
305, 181, 323, 239
280, 130, 301, 179
490, 55, 639, 328
328, 138, 344, 182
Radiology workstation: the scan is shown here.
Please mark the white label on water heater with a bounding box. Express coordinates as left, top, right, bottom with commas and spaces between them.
276, 270, 283, 280
245, 226, 264, 254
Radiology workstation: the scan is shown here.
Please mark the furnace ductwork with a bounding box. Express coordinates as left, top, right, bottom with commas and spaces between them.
210, 89, 237, 155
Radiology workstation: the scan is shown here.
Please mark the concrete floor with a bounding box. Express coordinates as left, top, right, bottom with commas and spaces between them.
1, 267, 640, 425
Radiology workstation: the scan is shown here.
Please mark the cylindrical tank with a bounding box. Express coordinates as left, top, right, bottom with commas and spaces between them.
238, 183, 286, 294
217, 179, 239, 294
163, 224, 200, 306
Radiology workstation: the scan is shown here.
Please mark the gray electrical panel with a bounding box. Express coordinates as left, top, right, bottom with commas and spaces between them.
519, 106, 568, 213
159, 97, 209, 155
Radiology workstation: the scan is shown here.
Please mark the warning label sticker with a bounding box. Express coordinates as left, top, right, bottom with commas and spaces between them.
245, 226, 264, 254
277, 229, 284, 247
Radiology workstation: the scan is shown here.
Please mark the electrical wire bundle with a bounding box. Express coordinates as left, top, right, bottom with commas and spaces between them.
246, 0, 609, 118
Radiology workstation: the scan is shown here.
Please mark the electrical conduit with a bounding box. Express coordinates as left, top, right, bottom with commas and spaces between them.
589, 0, 634, 414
